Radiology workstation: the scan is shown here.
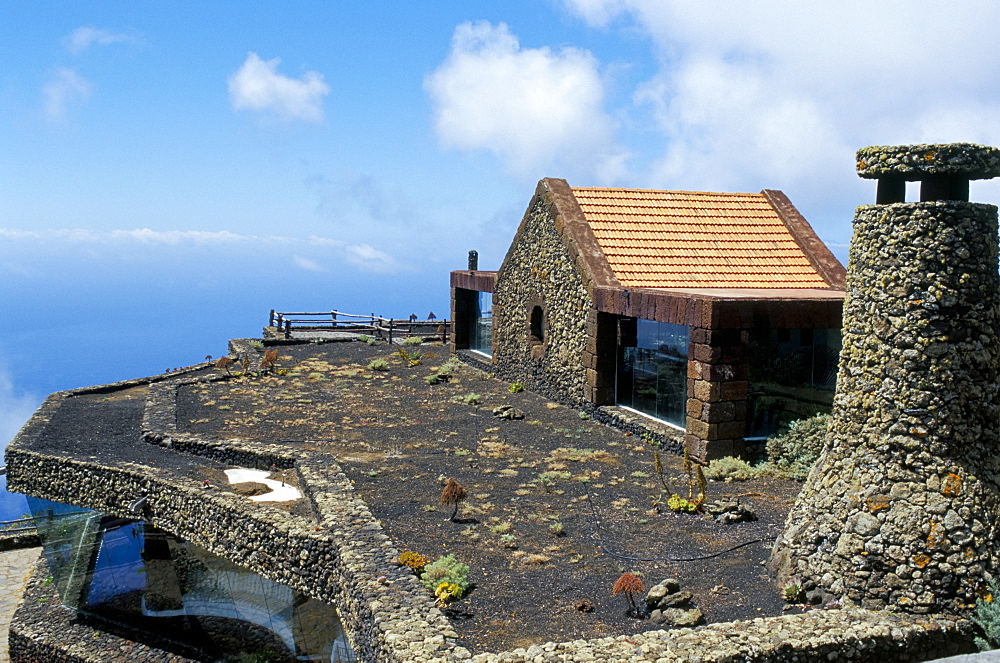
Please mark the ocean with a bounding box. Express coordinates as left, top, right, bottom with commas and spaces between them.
0, 260, 447, 524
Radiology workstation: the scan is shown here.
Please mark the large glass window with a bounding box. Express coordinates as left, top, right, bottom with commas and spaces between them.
27, 497, 356, 662
471, 290, 493, 356
616, 318, 689, 428
747, 328, 841, 438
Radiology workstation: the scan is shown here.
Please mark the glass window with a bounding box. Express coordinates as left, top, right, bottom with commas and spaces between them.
747, 327, 841, 437
616, 318, 689, 428
27, 496, 356, 662
471, 290, 492, 356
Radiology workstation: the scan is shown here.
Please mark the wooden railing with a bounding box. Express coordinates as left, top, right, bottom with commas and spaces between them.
268, 309, 448, 344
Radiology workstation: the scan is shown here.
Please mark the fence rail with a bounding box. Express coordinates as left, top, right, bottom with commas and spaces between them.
268, 309, 448, 344
0, 510, 92, 534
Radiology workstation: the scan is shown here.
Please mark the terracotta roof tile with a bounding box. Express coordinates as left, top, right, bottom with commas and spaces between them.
571, 187, 832, 289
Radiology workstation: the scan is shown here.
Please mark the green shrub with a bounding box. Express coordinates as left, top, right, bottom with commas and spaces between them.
783, 583, 802, 603
427, 357, 462, 385
402, 336, 423, 346
765, 413, 829, 481
974, 582, 1000, 651
666, 493, 700, 513
704, 456, 759, 482
440, 357, 462, 373
508, 382, 524, 393
367, 359, 389, 372
419, 554, 470, 597
704, 414, 829, 482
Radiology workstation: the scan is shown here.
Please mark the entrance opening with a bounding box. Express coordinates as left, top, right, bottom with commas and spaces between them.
529, 305, 545, 344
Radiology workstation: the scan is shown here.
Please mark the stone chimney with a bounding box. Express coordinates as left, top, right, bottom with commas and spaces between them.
769, 143, 1000, 612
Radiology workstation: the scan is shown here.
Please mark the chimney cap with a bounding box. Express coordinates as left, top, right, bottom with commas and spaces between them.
857, 143, 1000, 180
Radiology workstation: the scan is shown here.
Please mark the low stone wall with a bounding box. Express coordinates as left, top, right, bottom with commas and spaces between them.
0, 531, 40, 552
466, 609, 971, 662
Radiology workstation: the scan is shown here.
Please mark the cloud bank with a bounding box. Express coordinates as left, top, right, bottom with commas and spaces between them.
556, 0, 1000, 214
228, 52, 330, 122
425, 21, 626, 182
0, 228, 400, 273
65, 26, 137, 54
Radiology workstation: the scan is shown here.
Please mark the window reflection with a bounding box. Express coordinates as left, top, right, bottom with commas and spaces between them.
27, 496, 356, 662
747, 328, 841, 437
616, 319, 689, 428
471, 290, 493, 356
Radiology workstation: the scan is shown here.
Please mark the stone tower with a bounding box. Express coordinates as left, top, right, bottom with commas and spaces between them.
769, 143, 1000, 612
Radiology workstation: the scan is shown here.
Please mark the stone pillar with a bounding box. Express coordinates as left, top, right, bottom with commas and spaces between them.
583, 310, 617, 405
685, 327, 748, 461
769, 143, 1000, 613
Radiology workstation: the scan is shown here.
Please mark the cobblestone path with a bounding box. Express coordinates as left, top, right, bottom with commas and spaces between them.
0, 547, 40, 663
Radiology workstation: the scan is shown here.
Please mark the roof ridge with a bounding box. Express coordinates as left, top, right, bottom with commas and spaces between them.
571, 187, 765, 197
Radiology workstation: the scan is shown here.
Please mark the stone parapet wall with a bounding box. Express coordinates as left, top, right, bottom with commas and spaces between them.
463, 609, 970, 662
771, 200, 1000, 612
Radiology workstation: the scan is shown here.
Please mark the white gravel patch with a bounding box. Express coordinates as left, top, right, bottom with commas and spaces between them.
224, 468, 302, 502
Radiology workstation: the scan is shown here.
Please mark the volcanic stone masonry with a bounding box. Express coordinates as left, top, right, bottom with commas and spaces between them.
491, 184, 593, 404
770, 143, 1000, 612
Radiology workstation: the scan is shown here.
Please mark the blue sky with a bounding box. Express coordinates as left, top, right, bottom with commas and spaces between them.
4, 1, 1000, 451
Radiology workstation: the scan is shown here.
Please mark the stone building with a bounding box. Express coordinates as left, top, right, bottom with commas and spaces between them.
452, 178, 846, 459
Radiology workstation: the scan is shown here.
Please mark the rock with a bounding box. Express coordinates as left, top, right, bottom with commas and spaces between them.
658, 591, 693, 609
705, 499, 756, 523
659, 607, 703, 627
491, 405, 524, 420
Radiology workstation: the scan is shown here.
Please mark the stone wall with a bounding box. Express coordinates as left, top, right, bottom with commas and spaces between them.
770, 143, 1000, 613
492, 190, 592, 404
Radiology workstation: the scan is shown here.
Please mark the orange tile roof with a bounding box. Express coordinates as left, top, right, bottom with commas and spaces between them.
571, 187, 831, 289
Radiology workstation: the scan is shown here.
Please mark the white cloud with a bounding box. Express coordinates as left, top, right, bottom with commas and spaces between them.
1, 228, 275, 245
43, 67, 91, 120
228, 52, 330, 122
293, 255, 326, 272
0, 367, 40, 450
343, 243, 397, 272
425, 21, 626, 182
0, 228, 402, 274
554, 0, 1000, 238
65, 26, 137, 55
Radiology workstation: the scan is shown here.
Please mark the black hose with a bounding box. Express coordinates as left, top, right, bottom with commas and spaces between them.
583, 483, 777, 563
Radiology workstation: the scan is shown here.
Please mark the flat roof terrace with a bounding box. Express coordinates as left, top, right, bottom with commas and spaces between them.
4, 338, 973, 662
